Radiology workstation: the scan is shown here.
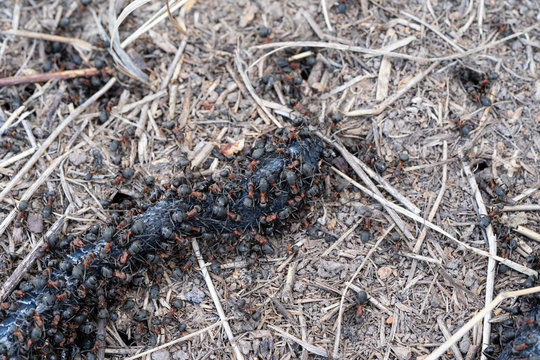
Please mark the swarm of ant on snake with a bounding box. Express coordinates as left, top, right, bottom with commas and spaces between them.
0, 121, 325, 359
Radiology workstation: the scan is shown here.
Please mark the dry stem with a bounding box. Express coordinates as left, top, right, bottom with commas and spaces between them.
426, 286, 540, 360
0, 78, 117, 202
462, 160, 497, 360
332, 225, 394, 358
191, 238, 245, 360
331, 166, 537, 277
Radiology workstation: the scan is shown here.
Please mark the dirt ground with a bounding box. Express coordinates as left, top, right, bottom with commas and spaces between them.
0, 0, 539, 359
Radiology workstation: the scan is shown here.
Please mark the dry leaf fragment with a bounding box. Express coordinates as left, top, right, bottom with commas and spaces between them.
239, 4, 255, 27
219, 139, 244, 156
377, 266, 393, 280
327, 218, 337, 230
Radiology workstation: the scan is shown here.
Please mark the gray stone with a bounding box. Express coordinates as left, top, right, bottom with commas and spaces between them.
151, 349, 170, 360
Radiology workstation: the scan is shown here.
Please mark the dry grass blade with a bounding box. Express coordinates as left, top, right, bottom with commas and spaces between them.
0, 29, 96, 51
346, 61, 441, 116
251, 26, 537, 62
234, 50, 283, 128
318, 132, 421, 214
322, 73, 375, 99
0, 106, 26, 138
0, 146, 35, 168
159, 36, 188, 90
364, 35, 417, 58
0, 78, 117, 203
478, 0, 485, 35
110, 0, 152, 46
400, 11, 465, 53
426, 286, 540, 360
107, 0, 149, 82
124, 321, 223, 360
406, 141, 448, 287
316, 134, 418, 243
165, 0, 188, 36
269, 325, 328, 357
462, 160, 497, 360
320, 0, 333, 32
331, 166, 537, 277
191, 238, 245, 360
332, 225, 394, 358
0, 214, 66, 302
0, 153, 69, 239
118, 0, 188, 48
322, 221, 361, 257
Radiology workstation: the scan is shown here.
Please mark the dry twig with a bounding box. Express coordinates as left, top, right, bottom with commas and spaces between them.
437, 317, 465, 360
0, 67, 103, 87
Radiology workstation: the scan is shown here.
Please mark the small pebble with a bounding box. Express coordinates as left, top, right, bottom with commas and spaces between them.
251, 310, 261, 321
498, 263, 508, 274
91, 76, 101, 87
98, 111, 108, 123
305, 56, 316, 66
185, 287, 205, 303
374, 161, 386, 172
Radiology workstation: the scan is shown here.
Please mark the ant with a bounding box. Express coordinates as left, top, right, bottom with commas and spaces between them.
359, 213, 372, 243
393, 153, 409, 178
492, 17, 513, 37
354, 290, 368, 323
1, 140, 21, 153
456, 66, 497, 106
450, 112, 473, 136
